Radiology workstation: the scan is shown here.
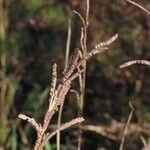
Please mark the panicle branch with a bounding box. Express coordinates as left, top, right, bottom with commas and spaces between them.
44, 117, 84, 144
120, 60, 150, 68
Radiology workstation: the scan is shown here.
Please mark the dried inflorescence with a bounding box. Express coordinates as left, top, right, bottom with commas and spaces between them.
120, 60, 150, 68
120, 0, 150, 69
18, 33, 118, 150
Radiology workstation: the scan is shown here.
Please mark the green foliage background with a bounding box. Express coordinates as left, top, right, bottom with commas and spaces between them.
0, 0, 150, 149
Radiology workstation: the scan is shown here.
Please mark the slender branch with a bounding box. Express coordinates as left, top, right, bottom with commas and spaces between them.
86, 0, 90, 26
57, 16, 72, 150
119, 102, 134, 150
126, 0, 150, 15
65, 17, 72, 69
18, 114, 41, 131
77, 1, 89, 149
73, 10, 86, 27
44, 117, 84, 144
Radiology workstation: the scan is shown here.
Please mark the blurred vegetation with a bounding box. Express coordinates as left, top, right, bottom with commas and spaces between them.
0, 0, 150, 149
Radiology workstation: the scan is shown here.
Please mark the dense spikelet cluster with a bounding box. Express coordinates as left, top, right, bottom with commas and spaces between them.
95, 34, 118, 48
18, 33, 118, 150
62, 48, 81, 82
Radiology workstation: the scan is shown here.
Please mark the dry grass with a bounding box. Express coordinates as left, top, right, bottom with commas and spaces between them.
18, 1, 150, 149
18, 32, 118, 149
120, 0, 150, 69
119, 1, 150, 150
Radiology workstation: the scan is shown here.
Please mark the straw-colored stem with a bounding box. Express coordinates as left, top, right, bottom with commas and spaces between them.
57, 17, 72, 150
126, 0, 150, 15
119, 102, 134, 150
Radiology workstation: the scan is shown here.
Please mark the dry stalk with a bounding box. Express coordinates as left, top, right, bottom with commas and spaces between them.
126, 0, 150, 15
81, 120, 150, 142
57, 17, 72, 150
73, 1, 89, 149
121, 0, 150, 68
141, 136, 150, 150
18, 33, 117, 149
119, 102, 134, 150
18, 9, 118, 150
65, 17, 72, 69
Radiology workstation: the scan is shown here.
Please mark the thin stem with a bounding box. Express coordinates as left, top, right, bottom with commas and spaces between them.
126, 0, 150, 15
44, 117, 84, 145
57, 16, 72, 150
119, 102, 134, 150
78, 0, 90, 149
65, 17, 72, 69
